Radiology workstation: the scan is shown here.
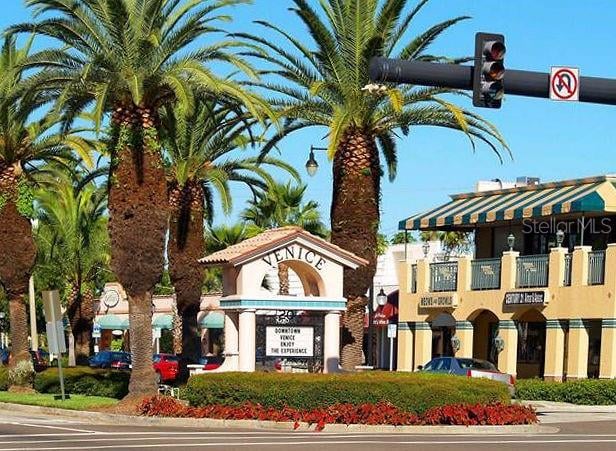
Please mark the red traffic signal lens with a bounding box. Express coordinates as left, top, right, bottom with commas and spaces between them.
482, 61, 505, 80
483, 41, 506, 60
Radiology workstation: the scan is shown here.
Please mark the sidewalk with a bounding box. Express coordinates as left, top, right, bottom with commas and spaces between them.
524, 400, 616, 424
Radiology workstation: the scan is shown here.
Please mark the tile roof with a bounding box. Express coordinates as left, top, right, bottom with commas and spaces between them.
199, 226, 367, 267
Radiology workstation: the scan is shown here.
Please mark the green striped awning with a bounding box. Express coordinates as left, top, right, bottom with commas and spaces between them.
96, 314, 129, 330
399, 176, 616, 230
152, 314, 173, 329
199, 312, 224, 329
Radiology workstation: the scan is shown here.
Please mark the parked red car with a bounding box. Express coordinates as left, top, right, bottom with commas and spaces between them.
153, 353, 180, 383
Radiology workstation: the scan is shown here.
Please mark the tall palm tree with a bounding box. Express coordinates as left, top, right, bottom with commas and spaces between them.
162, 100, 297, 363
14, 0, 275, 395
242, 181, 327, 294
35, 166, 109, 362
240, 0, 508, 369
0, 36, 93, 371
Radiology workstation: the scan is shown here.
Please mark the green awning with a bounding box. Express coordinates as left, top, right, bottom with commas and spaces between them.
199, 312, 224, 329
399, 176, 616, 230
152, 314, 173, 329
96, 314, 129, 330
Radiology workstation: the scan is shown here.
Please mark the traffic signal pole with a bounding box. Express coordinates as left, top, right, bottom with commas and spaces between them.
369, 57, 616, 106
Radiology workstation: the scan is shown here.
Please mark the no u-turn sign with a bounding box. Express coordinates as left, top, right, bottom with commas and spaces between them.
550, 67, 580, 101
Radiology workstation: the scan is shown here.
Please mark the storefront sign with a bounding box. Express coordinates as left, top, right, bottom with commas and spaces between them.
266, 326, 314, 357
503, 291, 546, 306
373, 311, 389, 326
261, 245, 327, 271
419, 294, 458, 308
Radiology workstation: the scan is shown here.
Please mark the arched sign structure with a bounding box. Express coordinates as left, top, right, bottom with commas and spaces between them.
199, 226, 367, 373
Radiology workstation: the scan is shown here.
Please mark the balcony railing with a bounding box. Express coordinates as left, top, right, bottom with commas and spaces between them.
471, 258, 501, 290
430, 261, 458, 292
410, 264, 417, 293
564, 253, 572, 286
516, 255, 549, 288
588, 251, 606, 285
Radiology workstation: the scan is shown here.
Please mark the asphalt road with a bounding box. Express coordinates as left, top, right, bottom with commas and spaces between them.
2, 410, 616, 450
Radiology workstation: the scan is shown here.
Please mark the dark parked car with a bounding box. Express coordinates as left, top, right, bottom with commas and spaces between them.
89, 351, 130, 369
419, 357, 515, 394
110, 353, 132, 370
0, 348, 9, 365
30, 350, 48, 372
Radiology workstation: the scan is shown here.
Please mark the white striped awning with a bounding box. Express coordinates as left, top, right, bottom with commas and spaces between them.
399, 176, 616, 230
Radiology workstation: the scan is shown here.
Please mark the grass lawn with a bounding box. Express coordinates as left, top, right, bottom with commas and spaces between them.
0, 391, 118, 410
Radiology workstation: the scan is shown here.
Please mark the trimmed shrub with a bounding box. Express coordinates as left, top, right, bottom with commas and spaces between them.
34, 367, 129, 399
0, 366, 8, 391
139, 396, 536, 429
8, 360, 35, 387
516, 378, 616, 405
183, 372, 510, 415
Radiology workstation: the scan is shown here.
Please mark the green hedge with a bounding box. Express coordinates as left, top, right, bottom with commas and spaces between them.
34, 367, 129, 399
0, 366, 7, 391
183, 372, 510, 415
516, 378, 616, 405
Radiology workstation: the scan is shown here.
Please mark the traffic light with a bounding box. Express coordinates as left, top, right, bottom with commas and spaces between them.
473, 32, 506, 108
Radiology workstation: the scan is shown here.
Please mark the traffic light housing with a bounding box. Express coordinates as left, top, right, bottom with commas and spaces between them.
473, 32, 506, 108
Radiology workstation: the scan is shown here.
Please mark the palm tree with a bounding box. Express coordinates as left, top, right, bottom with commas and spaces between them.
0, 36, 93, 371
162, 100, 297, 363
35, 166, 109, 362
242, 181, 327, 294
240, 0, 508, 369
14, 0, 275, 395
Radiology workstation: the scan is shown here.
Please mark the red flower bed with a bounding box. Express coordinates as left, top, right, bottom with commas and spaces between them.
138, 396, 536, 430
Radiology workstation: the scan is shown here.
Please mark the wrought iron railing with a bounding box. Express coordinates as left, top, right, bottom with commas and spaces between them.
563, 253, 572, 286
516, 255, 549, 288
588, 250, 606, 285
430, 261, 458, 292
471, 259, 501, 290
410, 264, 417, 293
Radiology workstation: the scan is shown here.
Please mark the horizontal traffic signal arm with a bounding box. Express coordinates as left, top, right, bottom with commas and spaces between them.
369, 57, 616, 106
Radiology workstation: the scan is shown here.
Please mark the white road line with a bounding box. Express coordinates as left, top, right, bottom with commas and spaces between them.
3, 439, 616, 450
8, 423, 98, 434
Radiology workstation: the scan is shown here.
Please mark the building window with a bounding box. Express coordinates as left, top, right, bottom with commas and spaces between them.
516, 322, 545, 364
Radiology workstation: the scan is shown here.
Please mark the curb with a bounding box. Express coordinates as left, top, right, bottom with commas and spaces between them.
0, 402, 558, 434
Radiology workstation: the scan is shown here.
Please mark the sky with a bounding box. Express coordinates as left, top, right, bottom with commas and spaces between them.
3, 0, 616, 239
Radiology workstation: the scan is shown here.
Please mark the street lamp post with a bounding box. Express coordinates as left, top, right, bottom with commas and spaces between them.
507, 233, 516, 252
305, 146, 327, 176
422, 241, 430, 259
556, 229, 565, 248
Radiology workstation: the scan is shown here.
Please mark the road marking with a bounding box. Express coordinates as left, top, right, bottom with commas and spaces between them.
8, 423, 98, 434
5, 438, 616, 450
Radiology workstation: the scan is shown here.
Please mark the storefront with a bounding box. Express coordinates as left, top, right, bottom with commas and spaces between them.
396, 175, 616, 381
94, 283, 224, 355
198, 226, 366, 373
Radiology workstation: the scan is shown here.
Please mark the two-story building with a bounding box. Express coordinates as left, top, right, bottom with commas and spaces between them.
396, 175, 616, 381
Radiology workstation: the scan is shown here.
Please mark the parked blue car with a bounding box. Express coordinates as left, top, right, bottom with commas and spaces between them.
419, 357, 515, 394
88, 351, 130, 369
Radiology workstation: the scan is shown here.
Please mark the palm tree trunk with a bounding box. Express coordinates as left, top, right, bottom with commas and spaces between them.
128, 291, 157, 394
330, 127, 380, 371
0, 164, 37, 370
168, 181, 204, 364
67, 283, 94, 364
109, 106, 168, 397
278, 263, 290, 295
171, 301, 182, 355
8, 294, 30, 365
